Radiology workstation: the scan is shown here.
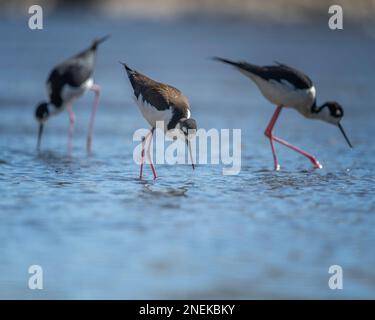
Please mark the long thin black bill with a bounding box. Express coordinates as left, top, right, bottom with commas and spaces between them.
187, 140, 195, 170
37, 123, 43, 151
338, 123, 353, 148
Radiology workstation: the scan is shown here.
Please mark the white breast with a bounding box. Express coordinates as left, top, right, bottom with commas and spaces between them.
60, 78, 93, 106
134, 94, 173, 129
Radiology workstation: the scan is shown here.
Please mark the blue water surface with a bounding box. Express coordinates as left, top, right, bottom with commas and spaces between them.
0, 12, 374, 298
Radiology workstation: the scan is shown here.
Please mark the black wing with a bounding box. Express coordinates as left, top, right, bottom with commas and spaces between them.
213, 57, 313, 90
122, 63, 179, 112
270, 61, 313, 89
47, 50, 95, 107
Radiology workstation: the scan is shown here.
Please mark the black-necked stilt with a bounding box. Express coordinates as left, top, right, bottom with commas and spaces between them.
35, 35, 110, 153
120, 62, 197, 179
213, 57, 352, 170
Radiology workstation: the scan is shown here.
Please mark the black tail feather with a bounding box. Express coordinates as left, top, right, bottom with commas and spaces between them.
92, 34, 110, 49
211, 56, 241, 67
212, 56, 264, 77
119, 62, 138, 91
119, 61, 133, 73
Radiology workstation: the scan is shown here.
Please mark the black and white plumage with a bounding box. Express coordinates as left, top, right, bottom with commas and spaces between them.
120, 62, 197, 178
213, 57, 352, 170
213, 58, 319, 117
121, 63, 195, 131
35, 35, 109, 152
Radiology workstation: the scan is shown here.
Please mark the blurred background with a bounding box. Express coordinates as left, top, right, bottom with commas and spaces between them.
0, 0, 374, 299
1, 0, 375, 21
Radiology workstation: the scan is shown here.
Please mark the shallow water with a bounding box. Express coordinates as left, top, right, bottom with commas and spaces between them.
1, 13, 375, 299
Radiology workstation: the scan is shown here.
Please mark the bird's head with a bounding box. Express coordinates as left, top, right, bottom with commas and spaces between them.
35, 102, 50, 123
35, 102, 50, 150
177, 118, 197, 170
318, 101, 343, 125
178, 118, 197, 139
318, 101, 352, 148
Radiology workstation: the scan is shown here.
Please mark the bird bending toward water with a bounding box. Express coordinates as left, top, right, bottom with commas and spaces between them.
35, 35, 110, 153
120, 62, 197, 180
213, 57, 352, 170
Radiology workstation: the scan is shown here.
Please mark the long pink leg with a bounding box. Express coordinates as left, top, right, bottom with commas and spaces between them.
86, 83, 101, 153
140, 130, 153, 179
67, 104, 75, 153
146, 128, 157, 179
272, 135, 322, 169
264, 105, 283, 170
265, 105, 322, 169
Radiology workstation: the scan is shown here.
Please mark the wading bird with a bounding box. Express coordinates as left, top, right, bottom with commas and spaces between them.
120, 62, 197, 179
35, 35, 109, 153
213, 57, 352, 170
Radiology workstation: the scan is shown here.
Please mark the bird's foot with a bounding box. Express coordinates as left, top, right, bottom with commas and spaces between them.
311, 159, 323, 169
274, 164, 281, 171
315, 162, 323, 169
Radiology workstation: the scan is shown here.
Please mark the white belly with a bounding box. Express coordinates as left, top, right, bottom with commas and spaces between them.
134, 94, 173, 129
244, 72, 316, 116
60, 78, 93, 106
